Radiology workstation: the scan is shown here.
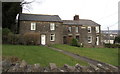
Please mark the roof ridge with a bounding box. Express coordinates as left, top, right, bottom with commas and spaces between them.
21, 13, 58, 16
63, 19, 92, 21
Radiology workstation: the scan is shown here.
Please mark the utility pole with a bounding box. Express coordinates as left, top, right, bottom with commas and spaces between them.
107, 27, 110, 44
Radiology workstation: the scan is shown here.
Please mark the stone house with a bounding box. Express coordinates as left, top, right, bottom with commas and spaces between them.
19, 13, 63, 45
63, 15, 101, 47
18, 13, 101, 47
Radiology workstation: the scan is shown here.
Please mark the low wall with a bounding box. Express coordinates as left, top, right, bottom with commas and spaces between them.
2, 58, 119, 72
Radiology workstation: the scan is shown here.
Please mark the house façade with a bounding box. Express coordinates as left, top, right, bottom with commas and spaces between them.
18, 13, 101, 47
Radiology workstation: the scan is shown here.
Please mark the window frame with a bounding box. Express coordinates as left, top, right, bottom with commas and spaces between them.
31, 22, 36, 30
75, 26, 79, 33
88, 36, 92, 43
76, 36, 79, 41
68, 26, 72, 32
50, 23, 55, 30
96, 26, 99, 33
88, 26, 91, 33
50, 34, 55, 41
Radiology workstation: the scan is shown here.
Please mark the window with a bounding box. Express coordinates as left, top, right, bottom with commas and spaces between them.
76, 36, 79, 41
88, 26, 91, 33
88, 36, 92, 43
31, 22, 36, 30
50, 23, 55, 30
76, 27, 79, 33
96, 26, 99, 33
50, 34, 55, 41
68, 27, 72, 32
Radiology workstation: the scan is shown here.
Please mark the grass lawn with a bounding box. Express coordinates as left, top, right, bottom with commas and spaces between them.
2, 44, 88, 67
52, 44, 119, 66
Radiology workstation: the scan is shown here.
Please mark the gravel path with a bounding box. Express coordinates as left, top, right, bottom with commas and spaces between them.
48, 47, 118, 71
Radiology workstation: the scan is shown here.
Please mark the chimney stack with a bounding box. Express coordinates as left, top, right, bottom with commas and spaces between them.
74, 15, 79, 20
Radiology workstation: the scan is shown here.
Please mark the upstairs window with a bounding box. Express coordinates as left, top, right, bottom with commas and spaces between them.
75, 27, 79, 33
50, 23, 55, 30
31, 22, 36, 30
96, 26, 99, 33
88, 36, 92, 43
50, 34, 55, 41
68, 27, 72, 32
88, 26, 91, 33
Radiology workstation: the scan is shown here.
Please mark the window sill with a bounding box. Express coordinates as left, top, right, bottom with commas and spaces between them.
50, 40, 55, 42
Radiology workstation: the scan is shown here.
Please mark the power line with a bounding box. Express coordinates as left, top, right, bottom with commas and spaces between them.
109, 22, 118, 27
101, 21, 119, 30
95, 11, 117, 21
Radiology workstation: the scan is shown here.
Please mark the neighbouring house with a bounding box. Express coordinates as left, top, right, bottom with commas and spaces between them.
18, 13, 101, 47
101, 30, 118, 44
63, 15, 101, 47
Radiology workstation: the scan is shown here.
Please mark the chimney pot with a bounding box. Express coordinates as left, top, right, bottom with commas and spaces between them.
74, 15, 79, 20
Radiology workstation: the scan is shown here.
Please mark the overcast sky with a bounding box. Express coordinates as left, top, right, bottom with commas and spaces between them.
23, 0, 119, 30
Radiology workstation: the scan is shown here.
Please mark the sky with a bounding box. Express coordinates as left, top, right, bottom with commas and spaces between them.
22, 0, 119, 30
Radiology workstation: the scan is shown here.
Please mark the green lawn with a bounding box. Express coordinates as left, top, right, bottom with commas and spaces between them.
52, 44, 119, 66
2, 44, 88, 66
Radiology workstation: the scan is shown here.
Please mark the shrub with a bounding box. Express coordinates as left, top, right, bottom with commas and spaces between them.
104, 43, 120, 48
114, 36, 120, 44
2, 28, 12, 44
7, 33, 20, 44
2, 28, 11, 36
71, 38, 80, 47
23, 32, 40, 45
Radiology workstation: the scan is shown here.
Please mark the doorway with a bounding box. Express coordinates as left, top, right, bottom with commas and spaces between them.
41, 35, 46, 45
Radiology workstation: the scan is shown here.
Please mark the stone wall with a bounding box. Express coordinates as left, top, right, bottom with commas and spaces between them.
2, 58, 119, 72
19, 21, 63, 45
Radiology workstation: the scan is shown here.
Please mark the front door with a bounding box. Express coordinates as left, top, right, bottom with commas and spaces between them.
96, 36, 99, 45
41, 35, 46, 45
63, 36, 67, 44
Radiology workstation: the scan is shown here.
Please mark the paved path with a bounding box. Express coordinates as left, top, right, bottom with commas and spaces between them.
48, 47, 118, 71
48, 47, 100, 65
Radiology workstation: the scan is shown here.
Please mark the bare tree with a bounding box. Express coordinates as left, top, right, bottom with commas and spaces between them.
20, 0, 43, 13
20, 0, 35, 13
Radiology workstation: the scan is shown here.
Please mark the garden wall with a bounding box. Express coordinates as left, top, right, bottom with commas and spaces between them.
2, 57, 119, 72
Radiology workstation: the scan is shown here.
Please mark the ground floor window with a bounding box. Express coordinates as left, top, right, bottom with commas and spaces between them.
63, 36, 67, 44
50, 34, 55, 41
76, 36, 79, 41
88, 36, 92, 43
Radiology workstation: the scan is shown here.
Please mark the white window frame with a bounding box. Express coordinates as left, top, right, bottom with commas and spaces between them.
31, 22, 36, 30
50, 34, 55, 41
68, 27, 72, 32
76, 27, 79, 33
96, 26, 99, 33
88, 36, 92, 43
88, 26, 91, 33
50, 23, 55, 30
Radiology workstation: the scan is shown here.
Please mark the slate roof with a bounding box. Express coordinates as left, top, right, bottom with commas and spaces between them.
63, 19, 100, 26
19, 13, 62, 22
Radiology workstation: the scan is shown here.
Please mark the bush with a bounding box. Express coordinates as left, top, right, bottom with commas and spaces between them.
2, 28, 11, 36
71, 38, 80, 47
2, 28, 12, 44
114, 36, 120, 44
8, 33, 20, 44
104, 43, 120, 48
23, 32, 40, 45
